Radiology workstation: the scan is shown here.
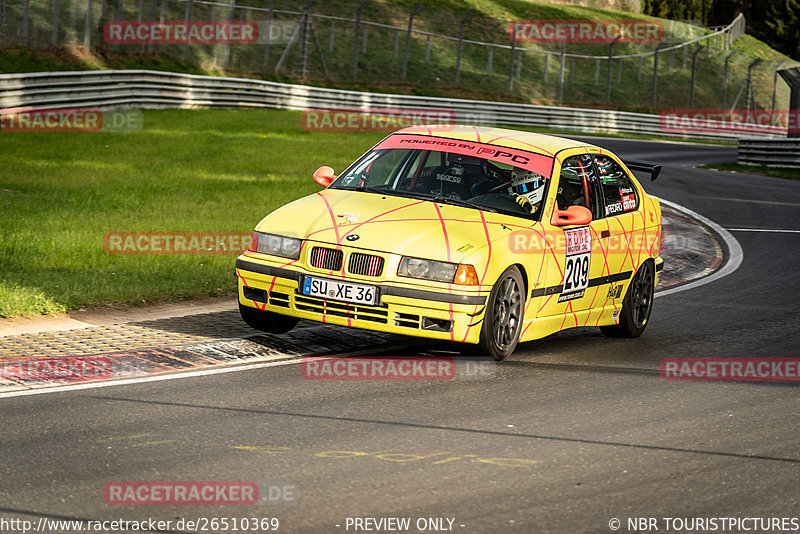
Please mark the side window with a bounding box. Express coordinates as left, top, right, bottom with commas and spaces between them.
556, 154, 602, 220
594, 155, 638, 217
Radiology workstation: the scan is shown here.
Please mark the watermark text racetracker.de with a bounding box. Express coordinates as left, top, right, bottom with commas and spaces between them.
0, 108, 143, 132
104, 19, 295, 44
660, 109, 800, 135
301, 108, 458, 132
104, 481, 297, 505
104, 231, 252, 255
301, 356, 496, 381
1, 356, 112, 383
660, 358, 800, 382
509, 19, 663, 43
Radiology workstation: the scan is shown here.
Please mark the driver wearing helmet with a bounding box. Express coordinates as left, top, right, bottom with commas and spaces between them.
509, 167, 546, 214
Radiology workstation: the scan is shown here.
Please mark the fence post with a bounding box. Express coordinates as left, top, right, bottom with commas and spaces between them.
516, 49, 522, 79
329, 20, 334, 52
605, 36, 619, 103
0, 0, 6, 46
274, 0, 313, 74
486, 46, 492, 75
184, 0, 194, 58
222, 0, 236, 69
455, 14, 473, 85
146, 0, 156, 53
401, 6, 423, 81
300, 7, 310, 77
651, 41, 665, 108
722, 50, 738, 110
637, 56, 642, 82
83, 0, 93, 47
689, 46, 701, 108
557, 41, 565, 101
362, 25, 367, 53
51, 0, 61, 46
22, 0, 30, 46
425, 35, 430, 64
351, 0, 370, 79
682, 45, 687, 69
393, 29, 399, 60
617, 57, 622, 84
507, 36, 516, 93
744, 58, 762, 112
593, 57, 598, 85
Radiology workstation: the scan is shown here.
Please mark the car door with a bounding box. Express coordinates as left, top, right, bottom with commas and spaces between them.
589, 152, 644, 309
536, 151, 604, 321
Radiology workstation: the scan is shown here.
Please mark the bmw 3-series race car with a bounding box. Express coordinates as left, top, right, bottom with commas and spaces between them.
235, 126, 663, 360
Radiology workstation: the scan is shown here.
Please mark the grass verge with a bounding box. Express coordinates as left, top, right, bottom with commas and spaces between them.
0, 109, 387, 317
699, 162, 800, 181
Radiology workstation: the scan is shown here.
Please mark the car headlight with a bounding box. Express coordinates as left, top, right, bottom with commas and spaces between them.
247, 231, 302, 260
397, 256, 458, 283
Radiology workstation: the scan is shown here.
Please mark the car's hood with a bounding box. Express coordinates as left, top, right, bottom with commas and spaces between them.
256, 188, 534, 263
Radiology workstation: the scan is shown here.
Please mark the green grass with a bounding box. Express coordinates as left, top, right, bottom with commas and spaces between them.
700, 162, 800, 181
0, 109, 387, 317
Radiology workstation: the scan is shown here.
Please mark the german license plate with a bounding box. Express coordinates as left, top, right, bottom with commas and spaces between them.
302, 276, 378, 305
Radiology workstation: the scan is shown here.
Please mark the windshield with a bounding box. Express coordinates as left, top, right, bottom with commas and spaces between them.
329, 137, 554, 220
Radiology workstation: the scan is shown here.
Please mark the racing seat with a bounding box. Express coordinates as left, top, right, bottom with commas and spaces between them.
413, 154, 486, 199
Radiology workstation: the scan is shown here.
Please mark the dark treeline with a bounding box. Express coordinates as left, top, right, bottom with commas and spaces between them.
642, 0, 799, 59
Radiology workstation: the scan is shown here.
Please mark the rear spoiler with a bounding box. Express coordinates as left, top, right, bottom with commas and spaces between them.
623, 160, 662, 182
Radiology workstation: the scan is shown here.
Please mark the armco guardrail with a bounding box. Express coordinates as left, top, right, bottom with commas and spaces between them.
0, 70, 786, 141
738, 139, 800, 167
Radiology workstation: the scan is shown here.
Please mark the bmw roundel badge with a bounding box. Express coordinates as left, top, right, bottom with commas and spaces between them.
346, 234, 360, 241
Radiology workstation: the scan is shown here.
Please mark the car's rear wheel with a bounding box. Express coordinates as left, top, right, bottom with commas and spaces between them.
601, 260, 654, 338
239, 303, 299, 334
477, 266, 525, 361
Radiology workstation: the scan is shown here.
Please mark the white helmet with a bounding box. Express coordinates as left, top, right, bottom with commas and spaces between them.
510, 168, 546, 205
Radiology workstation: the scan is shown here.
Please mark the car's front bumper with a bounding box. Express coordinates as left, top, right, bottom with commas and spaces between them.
235, 255, 490, 344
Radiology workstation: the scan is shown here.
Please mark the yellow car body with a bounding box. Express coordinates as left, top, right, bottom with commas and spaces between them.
236, 125, 663, 359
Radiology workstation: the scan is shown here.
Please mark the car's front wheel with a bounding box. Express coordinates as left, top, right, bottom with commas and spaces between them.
239, 303, 300, 334
478, 266, 525, 361
601, 260, 655, 338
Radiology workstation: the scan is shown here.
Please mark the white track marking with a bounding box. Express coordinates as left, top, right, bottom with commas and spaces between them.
727, 228, 800, 233
656, 198, 744, 299
0, 358, 300, 399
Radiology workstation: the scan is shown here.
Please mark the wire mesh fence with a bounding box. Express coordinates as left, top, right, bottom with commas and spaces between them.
0, 0, 795, 112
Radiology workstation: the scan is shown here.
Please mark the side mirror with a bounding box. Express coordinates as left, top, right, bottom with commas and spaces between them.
313, 166, 337, 188
551, 205, 592, 227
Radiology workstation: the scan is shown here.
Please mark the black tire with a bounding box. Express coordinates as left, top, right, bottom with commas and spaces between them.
601, 261, 655, 338
239, 303, 300, 334
477, 266, 525, 361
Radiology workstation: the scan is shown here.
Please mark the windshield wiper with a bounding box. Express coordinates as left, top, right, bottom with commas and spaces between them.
333, 186, 412, 198
431, 196, 497, 213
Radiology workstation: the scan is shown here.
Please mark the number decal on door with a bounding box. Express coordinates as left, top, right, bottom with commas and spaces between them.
559, 227, 591, 303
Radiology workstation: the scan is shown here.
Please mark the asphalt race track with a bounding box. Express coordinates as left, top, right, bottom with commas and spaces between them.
1, 138, 798, 534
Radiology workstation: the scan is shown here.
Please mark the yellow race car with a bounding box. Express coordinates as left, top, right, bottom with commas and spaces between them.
235, 126, 663, 360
